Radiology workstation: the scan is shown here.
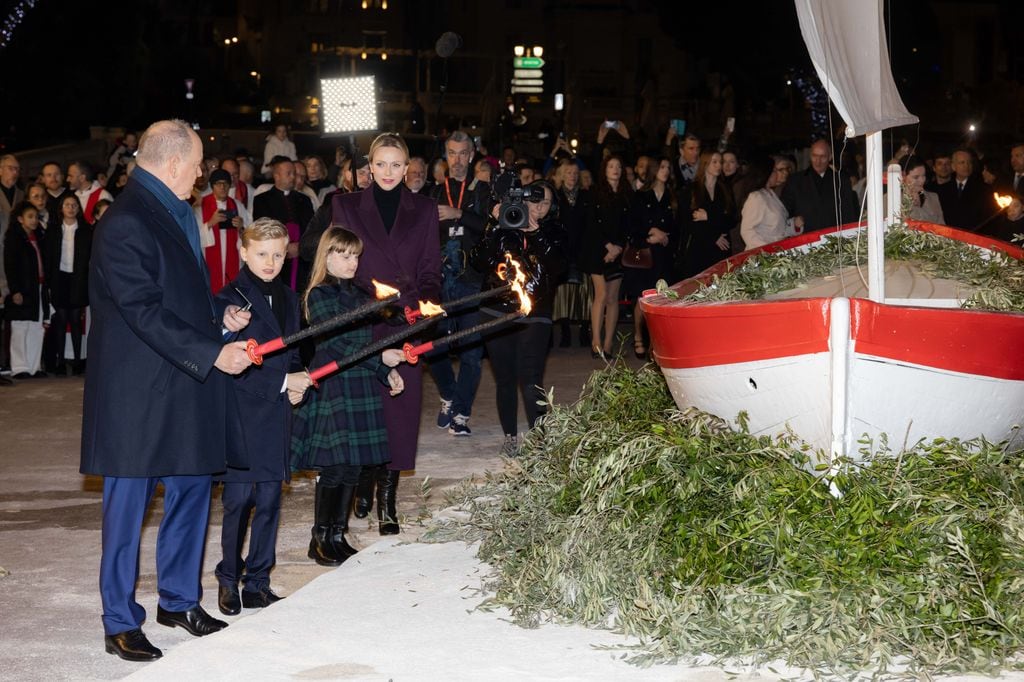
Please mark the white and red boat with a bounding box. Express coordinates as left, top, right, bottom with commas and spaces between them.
641, 0, 1024, 466
641, 222, 1024, 464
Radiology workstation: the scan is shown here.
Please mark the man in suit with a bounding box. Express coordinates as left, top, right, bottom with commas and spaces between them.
782, 139, 859, 233
1009, 143, 1024, 197
80, 119, 254, 662
253, 156, 314, 291
937, 149, 992, 231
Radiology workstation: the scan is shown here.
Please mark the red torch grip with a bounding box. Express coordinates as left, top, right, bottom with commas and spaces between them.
248, 337, 285, 365
308, 361, 339, 389
404, 306, 422, 325
402, 341, 433, 365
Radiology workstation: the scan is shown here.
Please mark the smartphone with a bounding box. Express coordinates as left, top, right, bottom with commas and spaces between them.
725, 117, 736, 134
604, 120, 617, 129
220, 208, 237, 230
233, 286, 253, 312
670, 118, 687, 136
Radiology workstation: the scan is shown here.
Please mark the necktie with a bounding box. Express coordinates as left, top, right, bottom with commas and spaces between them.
957, 182, 964, 197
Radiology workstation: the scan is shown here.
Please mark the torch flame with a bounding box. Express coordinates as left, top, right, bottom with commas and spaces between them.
995, 193, 1013, 210
372, 279, 400, 300
503, 254, 533, 315
418, 300, 446, 317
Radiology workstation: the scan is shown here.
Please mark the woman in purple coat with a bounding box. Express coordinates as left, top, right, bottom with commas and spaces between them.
329, 133, 442, 534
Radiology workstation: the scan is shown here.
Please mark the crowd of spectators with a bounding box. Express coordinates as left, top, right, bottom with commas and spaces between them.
2, 122, 1022, 397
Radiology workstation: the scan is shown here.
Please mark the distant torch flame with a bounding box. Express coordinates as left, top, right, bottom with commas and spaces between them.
418, 300, 446, 317
995, 193, 1014, 210
500, 254, 532, 315
372, 279, 400, 299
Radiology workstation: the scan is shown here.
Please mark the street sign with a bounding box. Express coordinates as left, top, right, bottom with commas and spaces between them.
511, 78, 544, 87
514, 68, 545, 79
511, 86, 543, 94
513, 56, 544, 69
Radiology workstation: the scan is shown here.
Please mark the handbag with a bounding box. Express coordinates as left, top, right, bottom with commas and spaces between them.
622, 244, 653, 269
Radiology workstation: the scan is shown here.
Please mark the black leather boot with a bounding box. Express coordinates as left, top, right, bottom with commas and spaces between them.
377, 468, 401, 535
308, 482, 343, 566
579, 322, 591, 348
329, 484, 359, 560
353, 464, 378, 519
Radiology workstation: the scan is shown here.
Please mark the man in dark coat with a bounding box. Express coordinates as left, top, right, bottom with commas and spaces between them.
80, 119, 253, 662
937, 149, 995, 231
782, 139, 859, 232
253, 156, 314, 292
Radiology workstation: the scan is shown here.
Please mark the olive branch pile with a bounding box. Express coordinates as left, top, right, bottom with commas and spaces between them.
426, 365, 1024, 679
683, 224, 1024, 313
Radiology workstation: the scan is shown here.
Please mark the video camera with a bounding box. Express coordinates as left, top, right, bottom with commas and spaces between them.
493, 168, 544, 230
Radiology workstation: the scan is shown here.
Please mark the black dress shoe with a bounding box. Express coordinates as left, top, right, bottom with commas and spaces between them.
156, 604, 227, 637
32, 370, 48, 378
104, 628, 162, 661
241, 588, 283, 609
12, 372, 31, 379
218, 584, 241, 616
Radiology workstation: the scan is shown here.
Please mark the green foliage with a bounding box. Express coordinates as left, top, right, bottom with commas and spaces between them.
426, 365, 1024, 679
685, 225, 1024, 313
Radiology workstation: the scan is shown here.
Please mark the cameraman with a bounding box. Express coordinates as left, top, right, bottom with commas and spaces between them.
471, 180, 566, 457
427, 130, 494, 436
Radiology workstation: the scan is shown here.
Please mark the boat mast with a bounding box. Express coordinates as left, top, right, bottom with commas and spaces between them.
865, 131, 885, 302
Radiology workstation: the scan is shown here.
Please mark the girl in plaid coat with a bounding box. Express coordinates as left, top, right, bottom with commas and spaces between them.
291, 226, 406, 565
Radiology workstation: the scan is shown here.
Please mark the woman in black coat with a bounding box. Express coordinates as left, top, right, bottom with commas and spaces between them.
578, 154, 631, 359
4, 201, 49, 377
683, 150, 736, 278
44, 194, 92, 375
624, 157, 677, 358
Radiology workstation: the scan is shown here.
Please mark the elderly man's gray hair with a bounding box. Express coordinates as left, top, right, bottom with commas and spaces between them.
136, 120, 195, 168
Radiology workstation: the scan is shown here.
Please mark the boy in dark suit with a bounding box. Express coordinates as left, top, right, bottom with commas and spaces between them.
213, 217, 312, 615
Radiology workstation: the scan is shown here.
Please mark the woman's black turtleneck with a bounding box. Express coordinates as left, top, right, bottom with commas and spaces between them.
372, 182, 401, 234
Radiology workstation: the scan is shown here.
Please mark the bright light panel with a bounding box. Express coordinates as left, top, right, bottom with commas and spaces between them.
320, 76, 378, 134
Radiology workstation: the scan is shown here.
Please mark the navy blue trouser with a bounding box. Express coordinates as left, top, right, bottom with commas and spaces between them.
100, 475, 212, 635
215, 481, 282, 593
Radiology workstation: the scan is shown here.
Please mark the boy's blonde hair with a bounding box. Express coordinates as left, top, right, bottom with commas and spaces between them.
241, 217, 289, 247
303, 225, 364, 318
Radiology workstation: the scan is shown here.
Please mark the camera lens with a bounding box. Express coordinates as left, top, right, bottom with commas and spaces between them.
501, 205, 525, 229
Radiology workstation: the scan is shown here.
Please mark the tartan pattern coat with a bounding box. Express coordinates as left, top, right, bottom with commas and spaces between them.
290, 280, 392, 469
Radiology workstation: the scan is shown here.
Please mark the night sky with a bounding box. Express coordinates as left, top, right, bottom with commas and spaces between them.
1, 0, 1020, 151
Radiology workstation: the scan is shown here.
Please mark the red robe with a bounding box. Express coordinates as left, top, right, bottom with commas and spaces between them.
201, 194, 240, 293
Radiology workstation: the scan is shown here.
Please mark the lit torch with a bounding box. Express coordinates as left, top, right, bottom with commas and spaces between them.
404, 299, 447, 325
977, 193, 1017, 231
245, 279, 400, 364
401, 255, 532, 364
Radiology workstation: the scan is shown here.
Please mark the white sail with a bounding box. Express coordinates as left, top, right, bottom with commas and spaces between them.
794, 0, 918, 136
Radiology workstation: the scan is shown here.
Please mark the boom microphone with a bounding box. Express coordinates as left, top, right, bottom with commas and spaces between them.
435, 32, 462, 59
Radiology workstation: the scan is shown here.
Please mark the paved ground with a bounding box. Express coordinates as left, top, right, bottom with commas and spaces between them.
0, 338, 628, 681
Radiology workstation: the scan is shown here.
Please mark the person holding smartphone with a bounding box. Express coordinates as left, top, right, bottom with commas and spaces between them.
196, 169, 253, 294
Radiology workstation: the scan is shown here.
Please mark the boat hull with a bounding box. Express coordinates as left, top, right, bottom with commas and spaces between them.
641, 223, 1024, 462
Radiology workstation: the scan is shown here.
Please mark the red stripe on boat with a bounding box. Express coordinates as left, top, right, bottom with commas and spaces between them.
644, 298, 832, 368
850, 299, 1024, 381
642, 221, 1024, 377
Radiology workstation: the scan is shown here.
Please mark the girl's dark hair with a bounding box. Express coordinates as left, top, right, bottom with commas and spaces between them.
11, 200, 38, 222
594, 153, 632, 204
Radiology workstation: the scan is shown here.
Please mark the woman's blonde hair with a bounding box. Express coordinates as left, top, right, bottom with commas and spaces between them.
241, 217, 289, 247
368, 133, 409, 164
303, 225, 364, 318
